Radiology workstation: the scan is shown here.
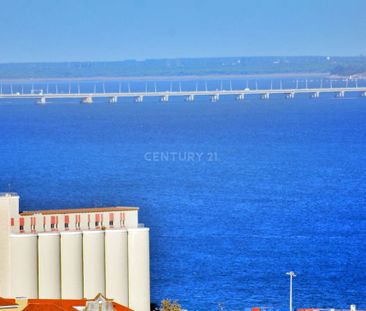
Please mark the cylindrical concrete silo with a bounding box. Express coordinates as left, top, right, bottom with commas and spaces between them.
60, 231, 83, 299
10, 234, 38, 298
127, 228, 150, 311
83, 231, 105, 298
38, 233, 61, 298
105, 229, 129, 306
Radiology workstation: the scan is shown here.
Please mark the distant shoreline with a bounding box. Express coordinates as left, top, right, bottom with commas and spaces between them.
0, 72, 330, 82
2, 56, 366, 81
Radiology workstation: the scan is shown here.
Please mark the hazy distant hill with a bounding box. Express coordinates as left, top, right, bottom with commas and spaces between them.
1, 56, 366, 79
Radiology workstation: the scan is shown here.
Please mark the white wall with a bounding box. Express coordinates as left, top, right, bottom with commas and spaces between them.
105, 229, 129, 306
10, 234, 38, 298
38, 233, 61, 298
83, 231, 106, 298
60, 231, 83, 299
0, 195, 12, 297
128, 228, 150, 311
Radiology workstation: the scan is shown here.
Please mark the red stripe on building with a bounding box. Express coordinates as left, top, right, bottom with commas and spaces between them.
19, 217, 25, 232
75, 214, 81, 230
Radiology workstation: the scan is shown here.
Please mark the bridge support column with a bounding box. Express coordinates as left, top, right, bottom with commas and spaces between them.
161, 95, 169, 103
36, 97, 47, 105
236, 93, 245, 101
211, 94, 220, 103
261, 93, 270, 100
81, 96, 93, 104
336, 91, 345, 98
311, 92, 320, 99
185, 94, 195, 102
362, 91, 366, 97
286, 92, 295, 99
135, 96, 144, 103
109, 96, 118, 103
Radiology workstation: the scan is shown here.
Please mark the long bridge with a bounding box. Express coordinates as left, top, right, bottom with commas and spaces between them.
0, 86, 366, 104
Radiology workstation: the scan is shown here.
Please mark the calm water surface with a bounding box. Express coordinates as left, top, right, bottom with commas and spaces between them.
0, 90, 365, 310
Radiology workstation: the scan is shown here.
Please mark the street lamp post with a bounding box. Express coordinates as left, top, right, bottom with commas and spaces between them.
286, 271, 296, 311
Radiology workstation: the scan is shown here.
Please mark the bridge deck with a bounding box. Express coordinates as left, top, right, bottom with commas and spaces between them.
0, 87, 366, 99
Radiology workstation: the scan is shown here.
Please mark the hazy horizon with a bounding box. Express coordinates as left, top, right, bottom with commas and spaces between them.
0, 55, 366, 65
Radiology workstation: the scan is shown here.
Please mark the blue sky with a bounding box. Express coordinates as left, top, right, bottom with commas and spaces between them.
0, 0, 365, 62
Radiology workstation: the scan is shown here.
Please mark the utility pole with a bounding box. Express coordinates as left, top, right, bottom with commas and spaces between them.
286, 271, 296, 311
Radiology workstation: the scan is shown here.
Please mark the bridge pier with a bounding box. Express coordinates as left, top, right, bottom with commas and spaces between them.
81, 96, 93, 104
336, 91, 345, 98
135, 95, 144, 103
261, 93, 270, 100
161, 95, 169, 103
236, 93, 245, 101
286, 92, 295, 99
311, 92, 320, 99
36, 97, 47, 105
185, 94, 195, 102
211, 94, 220, 103
109, 96, 118, 103
362, 91, 366, 97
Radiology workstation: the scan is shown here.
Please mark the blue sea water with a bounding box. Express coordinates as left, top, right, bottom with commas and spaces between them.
0, 79, 365, 311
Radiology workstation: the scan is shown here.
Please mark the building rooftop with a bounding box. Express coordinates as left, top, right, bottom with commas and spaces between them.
0, 192, 19, 198
0, 297, 17, 307
0, 295, 132, 311
20, 206, 138, 216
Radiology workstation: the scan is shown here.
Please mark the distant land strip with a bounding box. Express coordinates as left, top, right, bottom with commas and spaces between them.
0, 73, 330, 83
0, 56, 365, 79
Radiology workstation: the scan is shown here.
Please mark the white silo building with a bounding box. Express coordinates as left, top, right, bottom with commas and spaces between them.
0, 193, 150, 311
